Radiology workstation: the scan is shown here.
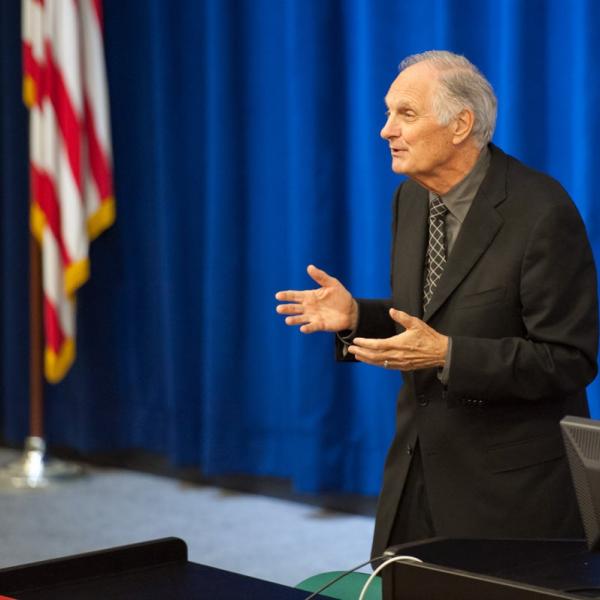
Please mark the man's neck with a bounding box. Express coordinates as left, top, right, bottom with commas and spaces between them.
415, 144, 483, 196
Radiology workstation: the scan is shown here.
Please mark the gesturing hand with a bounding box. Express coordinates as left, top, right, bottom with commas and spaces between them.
348, 309, 448, 371
275, 265, 358, 333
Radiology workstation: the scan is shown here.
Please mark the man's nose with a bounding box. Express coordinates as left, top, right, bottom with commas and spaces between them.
380, 117, 395, 140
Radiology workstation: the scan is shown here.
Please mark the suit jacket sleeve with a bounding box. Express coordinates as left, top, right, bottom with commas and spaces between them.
448, 196, 598, 403
335, 298, 395, 361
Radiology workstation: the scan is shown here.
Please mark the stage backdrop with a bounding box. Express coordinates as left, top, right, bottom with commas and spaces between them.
1, 0, 599, 495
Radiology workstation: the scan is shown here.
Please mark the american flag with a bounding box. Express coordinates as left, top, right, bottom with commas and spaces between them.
22, 0, 115, 382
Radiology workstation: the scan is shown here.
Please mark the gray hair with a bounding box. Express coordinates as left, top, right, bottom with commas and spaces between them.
400, 50, 497, 148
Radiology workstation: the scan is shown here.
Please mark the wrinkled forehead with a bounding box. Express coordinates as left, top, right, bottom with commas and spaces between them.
384, 62, 440, 110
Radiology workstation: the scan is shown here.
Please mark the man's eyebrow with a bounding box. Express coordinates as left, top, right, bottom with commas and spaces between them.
384, 98, 417, 111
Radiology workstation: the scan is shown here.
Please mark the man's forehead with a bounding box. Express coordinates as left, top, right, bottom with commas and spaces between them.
385, 65, 438, 107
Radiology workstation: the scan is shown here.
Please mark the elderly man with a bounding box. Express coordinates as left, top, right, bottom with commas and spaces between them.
276, 50, 598, 558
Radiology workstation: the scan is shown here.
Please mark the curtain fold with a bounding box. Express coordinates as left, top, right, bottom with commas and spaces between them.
1, 0, 599, 495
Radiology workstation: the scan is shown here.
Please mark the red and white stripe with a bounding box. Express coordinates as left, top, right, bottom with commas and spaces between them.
22, 0, 115, 383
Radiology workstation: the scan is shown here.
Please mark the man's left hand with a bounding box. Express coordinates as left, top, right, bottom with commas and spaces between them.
348, 309, 449, 371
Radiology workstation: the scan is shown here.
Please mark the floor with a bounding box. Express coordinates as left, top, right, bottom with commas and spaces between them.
0, 447, 376, 588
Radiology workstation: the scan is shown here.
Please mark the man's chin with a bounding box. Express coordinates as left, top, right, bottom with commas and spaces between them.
391, 159, 409, 174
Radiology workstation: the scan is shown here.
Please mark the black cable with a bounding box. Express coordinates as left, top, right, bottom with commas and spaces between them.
303, 554, 387, 600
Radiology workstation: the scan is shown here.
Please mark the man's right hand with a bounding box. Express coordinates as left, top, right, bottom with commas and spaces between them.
275, 265, 358, 334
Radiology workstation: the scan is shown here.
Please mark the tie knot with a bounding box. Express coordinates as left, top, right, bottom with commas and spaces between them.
429, 196, 447, 219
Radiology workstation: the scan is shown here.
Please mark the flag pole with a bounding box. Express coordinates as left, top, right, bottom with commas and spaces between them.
0, 226, 84, 490
29, 231, 43, 439
10, 229, 53, 487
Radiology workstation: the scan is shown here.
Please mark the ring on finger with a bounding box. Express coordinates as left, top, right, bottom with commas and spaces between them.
384, 360, 389, 369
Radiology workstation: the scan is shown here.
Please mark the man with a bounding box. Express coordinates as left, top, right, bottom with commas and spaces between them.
275, 50, 598, 558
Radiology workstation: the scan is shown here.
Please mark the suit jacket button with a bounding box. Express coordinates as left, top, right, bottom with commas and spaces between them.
417, 394, 428, 406
406, 444, 413, 456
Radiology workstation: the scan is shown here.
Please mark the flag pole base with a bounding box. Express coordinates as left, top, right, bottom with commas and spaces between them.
0, 436, 84, 490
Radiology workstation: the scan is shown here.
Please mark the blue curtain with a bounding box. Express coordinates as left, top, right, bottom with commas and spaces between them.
1, 0, 599, 495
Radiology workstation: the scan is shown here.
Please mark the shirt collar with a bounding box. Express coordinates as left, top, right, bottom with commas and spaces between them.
429, 146, 491, 223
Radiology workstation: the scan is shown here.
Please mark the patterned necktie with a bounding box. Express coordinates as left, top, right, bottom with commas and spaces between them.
423, 195, 448, 310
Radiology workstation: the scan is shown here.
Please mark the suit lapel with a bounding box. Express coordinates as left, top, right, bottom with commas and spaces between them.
423, 146, 508, 322
394, 181, 428, 318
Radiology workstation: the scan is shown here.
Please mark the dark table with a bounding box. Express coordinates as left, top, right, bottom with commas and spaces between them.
382, 538, 600, 600
0, 538, 326, 599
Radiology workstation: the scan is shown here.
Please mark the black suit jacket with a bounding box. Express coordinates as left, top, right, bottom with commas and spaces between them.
338, 145, 599, 557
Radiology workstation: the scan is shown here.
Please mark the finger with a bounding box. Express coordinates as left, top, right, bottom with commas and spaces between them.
347, 344, 387, 363
276, 303, 304, 315
275, 290, 311, 302
389, 308, 420, 329
285, 315, 311, 326
299, 322, 322, 334
306, 264, 336, 287
350, 350, 391, 369
350, 346, 404, 370
352, 337, 389, 350
352, 353, 376, 366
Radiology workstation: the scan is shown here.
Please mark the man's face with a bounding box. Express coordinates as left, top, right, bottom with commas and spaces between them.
380, 62, 458, 182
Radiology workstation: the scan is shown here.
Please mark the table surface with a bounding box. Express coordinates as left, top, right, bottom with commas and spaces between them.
10, 561, 325, 600
0, 538, 329, 600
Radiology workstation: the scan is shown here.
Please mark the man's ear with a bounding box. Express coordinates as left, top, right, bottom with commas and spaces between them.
452, 108, 474, 144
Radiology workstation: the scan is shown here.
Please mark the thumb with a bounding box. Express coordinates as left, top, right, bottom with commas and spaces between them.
389, 308, 420, 329
307, 264, 336, 287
